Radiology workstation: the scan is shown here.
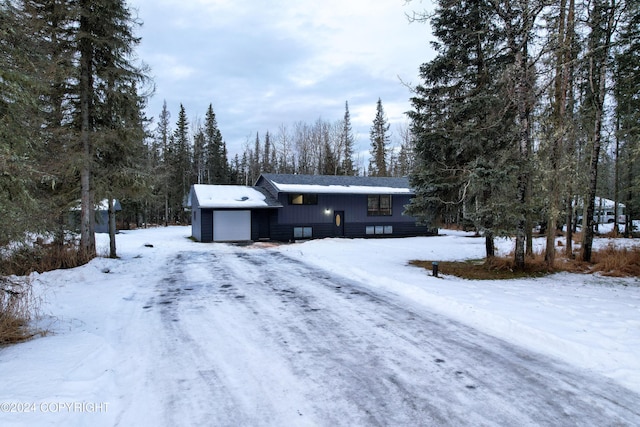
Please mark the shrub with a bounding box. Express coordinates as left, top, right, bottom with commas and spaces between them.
592, 244, 640, 277
0, 276, 41, 344
0, 242, 85, 276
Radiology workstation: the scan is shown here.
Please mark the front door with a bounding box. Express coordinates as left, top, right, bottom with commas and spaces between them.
333, 210, 345, 237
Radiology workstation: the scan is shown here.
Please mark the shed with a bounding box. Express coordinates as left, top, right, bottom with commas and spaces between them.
95, 199, 122, 233
70, 199, 122, 234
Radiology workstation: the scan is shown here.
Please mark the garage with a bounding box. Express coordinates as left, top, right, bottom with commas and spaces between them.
213, 210, 251, 242
188, 184, 282, 242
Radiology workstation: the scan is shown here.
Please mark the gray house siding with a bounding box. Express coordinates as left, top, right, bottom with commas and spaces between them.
200, 210, 213, 242
191, 207, 213, 242
275, 193, 416, 223
268, 192, 432, 241
254, 176, 279, 199
251, 209, 275, 241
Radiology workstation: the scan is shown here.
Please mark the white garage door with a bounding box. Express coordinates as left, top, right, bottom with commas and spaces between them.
213, 210, 251, 242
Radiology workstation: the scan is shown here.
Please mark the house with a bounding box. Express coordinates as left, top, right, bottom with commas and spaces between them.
188, 174, 436, 242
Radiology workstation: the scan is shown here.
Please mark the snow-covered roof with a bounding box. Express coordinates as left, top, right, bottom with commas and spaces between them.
190, 185, 279, 209
272, 183, 411, 194
594, 197, 625, 209
575, 197, 626, 209
259, 173, 413, 195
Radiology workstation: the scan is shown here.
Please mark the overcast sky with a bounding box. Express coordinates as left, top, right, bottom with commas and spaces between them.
129, 0, 435, 158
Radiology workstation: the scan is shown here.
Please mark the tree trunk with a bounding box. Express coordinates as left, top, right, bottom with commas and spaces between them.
78, 2, 95, 262
485, 232, 495, 258
565, 197, 574, 256
582, 0, 616, 262
624, 155, 633, 238
514, 47, 531, 271
613, 116, 620, 235
545, 0, 571, 268
108, 198, 117, 258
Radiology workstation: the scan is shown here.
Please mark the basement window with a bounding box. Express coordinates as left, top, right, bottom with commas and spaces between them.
294, 227, 313, 239
366, 225, 393, 235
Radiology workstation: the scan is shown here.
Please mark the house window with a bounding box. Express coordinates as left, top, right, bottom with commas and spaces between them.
367, 195, 392, 216
289, 193, 318, 205
294, 227, 313, 239
366, 225, 393, 235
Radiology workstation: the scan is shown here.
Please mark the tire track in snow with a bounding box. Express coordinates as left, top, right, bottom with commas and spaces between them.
143, 247, 640, 426
219, 249, 640, 426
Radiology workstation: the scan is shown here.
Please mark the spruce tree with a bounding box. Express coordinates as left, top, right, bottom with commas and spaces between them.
74, 0, 149, 259
193, 126, 206, 184
171, 104, 190, 223
542, 0, 577, 266
0, 1, 47, 245
263, 131, 272, 173
21, 0, 78, 243
204, 104, 225, 184
614, 0, 640, 236
406, 0, 518, 257
368, 98, 390, 177
580, 0, 621, 262
340, 101, 356, 175
156, 101, 172, 225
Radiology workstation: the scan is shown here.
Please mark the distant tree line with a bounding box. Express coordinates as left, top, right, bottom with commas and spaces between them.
235, 98, 415, 184
406, 0, 640, 268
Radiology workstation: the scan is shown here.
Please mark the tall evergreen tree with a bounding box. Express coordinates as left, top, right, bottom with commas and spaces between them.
542, 0, 577, 266
263, 131, 272, 173
249, 132, 261, 183
21, 0, 78, 242
193, 125, 206, 184
155, 101, 172, 225
407, 0, 518, 257
580, 0, 622, 262
614, 0, 640, 237
171, 104, 190, 223
486, 0, 547, 268
74, 0, 149, 259
369, 98, 390, 177
340, 101, 356, 175
0, 0, 47, 245
204, 103, 225, 184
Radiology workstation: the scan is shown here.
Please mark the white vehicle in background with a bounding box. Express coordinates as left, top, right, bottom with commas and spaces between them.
594, 210, 626, 224
576, 197, 626, 224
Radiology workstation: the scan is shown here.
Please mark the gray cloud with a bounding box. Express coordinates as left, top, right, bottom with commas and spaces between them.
131, 0, 435, 157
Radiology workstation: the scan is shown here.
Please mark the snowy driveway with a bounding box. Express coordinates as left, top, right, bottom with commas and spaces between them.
116, 246, 639, 426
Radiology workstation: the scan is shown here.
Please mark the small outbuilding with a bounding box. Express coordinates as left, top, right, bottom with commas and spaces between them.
70, 199, 122, 234
95, 199, 122, 233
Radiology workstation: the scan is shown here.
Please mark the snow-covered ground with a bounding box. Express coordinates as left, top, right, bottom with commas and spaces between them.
0, 226, 638, 426
279, 228, 640, 392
